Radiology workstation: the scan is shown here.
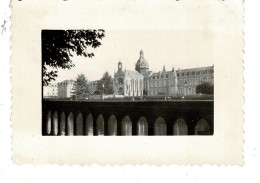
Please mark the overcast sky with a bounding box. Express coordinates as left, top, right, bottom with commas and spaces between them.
52, 29, 214, 83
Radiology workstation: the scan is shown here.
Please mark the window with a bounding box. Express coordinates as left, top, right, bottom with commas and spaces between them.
187, 72, 190, 76
118, 78, 124, 85
182, 73, 184, 76
177, 73, 179, 77
157, 75, 159, 79
163, 80, 166, 86
192, 71, 195, 75
159, 81, 162, 87
189, 78, 192, 84
184, 79, 187, 84
166, 74, 168, 78
153, 76, 155, 79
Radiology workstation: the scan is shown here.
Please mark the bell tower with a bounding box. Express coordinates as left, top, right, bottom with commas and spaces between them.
118, 61, 122, 72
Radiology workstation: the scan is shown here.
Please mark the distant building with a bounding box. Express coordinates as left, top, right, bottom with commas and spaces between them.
55, 50, 214, 99
134, 50, 214, 96
176, 66, 214, 96
113, 61, 144, 96
43, 84, 58, 98
57, 80, 74, 98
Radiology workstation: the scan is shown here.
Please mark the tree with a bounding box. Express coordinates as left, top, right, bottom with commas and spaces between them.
195, 82, 214, 95
42, 30, 105, 86
71, 74, 90, 99
97, 72, 114, 94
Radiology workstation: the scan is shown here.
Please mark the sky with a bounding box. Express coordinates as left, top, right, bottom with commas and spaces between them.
51, 29, 214, 83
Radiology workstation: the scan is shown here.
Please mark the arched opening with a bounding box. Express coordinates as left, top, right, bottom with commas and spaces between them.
154, 117, 167, 136
118, 77, 124, 85
60, 112, 66, 136
108, 115, 117, 136
173, 118, 188, 135
52, 111, 58, 135
96, 114, 104, 136
76, 113, 83, 135
195, 119, 211, 135
137, 116, 148, 136
119, 87, 123, 95
46, 111, 51, 135
121, 115, 132, 136
86, 114, 93, 136
67, 112, 74, 136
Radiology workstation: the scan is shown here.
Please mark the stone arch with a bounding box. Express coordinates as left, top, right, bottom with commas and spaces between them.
46, 111, 51, 135
173, 118, 188, 135
96, 114, 104, 136
86, 113, 93, 136
195, 119, 211, 135
60, 112, 66, 136
137, 116, 148, 136
108, 115, 117, 136
52, 111, 58, 135
154, 117, 167, 136
76, 113, 83, 135
121, 115, 132, 136
119, 87, 123, 95
67, 112, 74, 136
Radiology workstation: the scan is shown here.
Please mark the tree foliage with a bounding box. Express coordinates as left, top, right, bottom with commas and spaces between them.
42, 30, 105, 86
71, 74, 90, 99
97, 72, 114, 94
195, 82, 214, 95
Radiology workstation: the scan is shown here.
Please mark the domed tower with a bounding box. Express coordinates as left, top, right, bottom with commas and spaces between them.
135, 50, 149, 75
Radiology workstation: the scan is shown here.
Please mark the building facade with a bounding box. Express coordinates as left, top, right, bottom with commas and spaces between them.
43, 84, 58, 98
113, 61, 144, 96
176, 66, 214, 96
134, 50, 214, 96
57, 80, 74, 98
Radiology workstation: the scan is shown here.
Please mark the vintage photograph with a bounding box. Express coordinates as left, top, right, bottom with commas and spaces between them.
42, 30, 214, 136
12, 0, 243, 165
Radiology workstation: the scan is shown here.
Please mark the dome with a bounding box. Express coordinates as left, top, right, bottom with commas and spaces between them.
136, 50, 149, 68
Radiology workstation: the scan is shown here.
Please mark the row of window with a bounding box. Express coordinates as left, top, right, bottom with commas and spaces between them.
148, 69, 213, 80
149, 76, 213, 87
151, 73, 172, 80
125, 80, 143, 92
177, 69, 213, 77
150, 80, 173, 87
179, 76, 213, 85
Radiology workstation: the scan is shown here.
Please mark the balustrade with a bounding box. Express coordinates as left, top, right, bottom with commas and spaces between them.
42, 100, 213, 136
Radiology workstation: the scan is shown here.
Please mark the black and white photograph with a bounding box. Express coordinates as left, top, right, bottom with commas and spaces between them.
42, 29, 214, 136
10, 0, 244, 165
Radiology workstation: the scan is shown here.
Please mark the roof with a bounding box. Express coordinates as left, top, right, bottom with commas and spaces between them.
178, 66, 214, 72
152, 70, 173, 75
125, 70, 144, 78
